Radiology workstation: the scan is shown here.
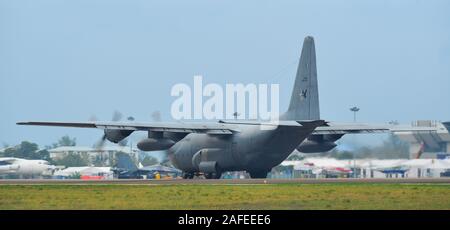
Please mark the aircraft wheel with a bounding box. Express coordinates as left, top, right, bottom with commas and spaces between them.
204, 172, 222, 179
204, 173, 213, 179
204, 164, 222, 179
182, 173, 189, 179
249, 170, 268, 179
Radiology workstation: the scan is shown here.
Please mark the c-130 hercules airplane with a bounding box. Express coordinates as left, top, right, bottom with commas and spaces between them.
18, 36, 430, 179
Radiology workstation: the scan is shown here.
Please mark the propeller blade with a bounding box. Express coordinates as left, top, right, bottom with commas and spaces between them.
91, 110, 128, 151
118, 138, 128, 147
95, 133, 107, 150
151, 111, 161, 122
159, 150, 172, 165
112, 110, 123, 122
88, 114, 98, 122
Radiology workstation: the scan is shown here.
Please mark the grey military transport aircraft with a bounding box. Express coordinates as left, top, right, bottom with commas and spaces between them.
17, 36, 429, 179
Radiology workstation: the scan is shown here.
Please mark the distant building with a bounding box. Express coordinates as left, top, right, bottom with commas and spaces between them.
48, 146, 139, 166
281, 158, 450, 179
393, 120, 450, 159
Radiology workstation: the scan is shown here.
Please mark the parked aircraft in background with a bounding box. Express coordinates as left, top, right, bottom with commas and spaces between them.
0, 157, 55, 177
113, 152, 181, 179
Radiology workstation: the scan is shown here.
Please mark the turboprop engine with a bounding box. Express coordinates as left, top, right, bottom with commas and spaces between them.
137, 137, 175, 151
136, 131, 176, 151
104, 129, 133, 143
296, 134, 343, 153
296, 139, 337, 153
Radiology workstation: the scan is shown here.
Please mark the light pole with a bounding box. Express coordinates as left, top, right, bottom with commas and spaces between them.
350, 106, 360, 123
127, 116, 135, 160
349, 107, 360, 178
233, 112, 240, 120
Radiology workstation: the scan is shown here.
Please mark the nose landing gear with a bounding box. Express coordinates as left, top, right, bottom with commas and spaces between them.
182, 172, 194, 179
182, 171, 222, 179
204, 172, 222, 179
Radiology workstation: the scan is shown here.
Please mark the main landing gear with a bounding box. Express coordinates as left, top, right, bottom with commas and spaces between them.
204, 172, 222, 179
182, 171, 222, 179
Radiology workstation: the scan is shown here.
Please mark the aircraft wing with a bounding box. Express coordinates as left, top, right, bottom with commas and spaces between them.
312, 123, 389, 135
312, 122, 439, 135
18, 120, 438, 135
218, 119, 326, 128
17, 121, 235, 135
389, 126, 441, 133
17, 119, 326, 134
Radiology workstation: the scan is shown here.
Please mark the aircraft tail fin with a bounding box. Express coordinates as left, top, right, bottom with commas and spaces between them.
281, 36, 320, 121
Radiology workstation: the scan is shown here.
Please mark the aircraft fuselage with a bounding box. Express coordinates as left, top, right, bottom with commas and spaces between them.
0, 159, 52, 176
168, 124, 313, 176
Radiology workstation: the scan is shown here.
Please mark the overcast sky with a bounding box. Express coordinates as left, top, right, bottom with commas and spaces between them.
1, 0, 449, 148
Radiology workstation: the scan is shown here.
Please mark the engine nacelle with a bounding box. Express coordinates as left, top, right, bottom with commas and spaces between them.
137, 138, 175, 151
104, 129, 133, 143
296, 140, 337, 153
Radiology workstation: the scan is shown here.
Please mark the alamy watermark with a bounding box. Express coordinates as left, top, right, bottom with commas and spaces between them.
170, 75, 280, 123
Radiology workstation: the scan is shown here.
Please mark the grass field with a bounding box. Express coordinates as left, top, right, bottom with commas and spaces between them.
0, 183, 449, 210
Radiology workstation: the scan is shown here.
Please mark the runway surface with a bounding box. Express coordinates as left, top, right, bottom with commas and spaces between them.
1, 178, 450, 185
